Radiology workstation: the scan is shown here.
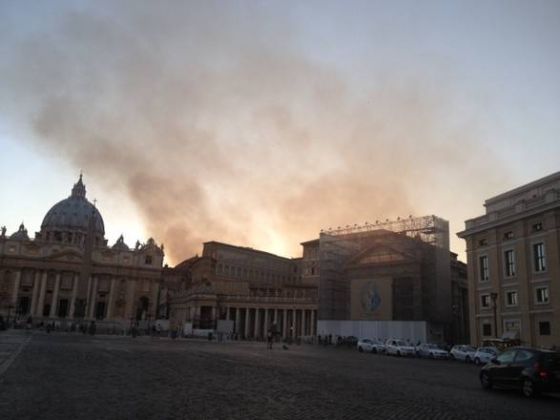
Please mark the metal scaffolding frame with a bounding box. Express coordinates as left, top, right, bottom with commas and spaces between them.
317, 215, 451, 322
320, 215, 449, 250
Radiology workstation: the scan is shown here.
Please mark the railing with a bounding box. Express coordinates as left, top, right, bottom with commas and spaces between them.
222, 294, 317, 304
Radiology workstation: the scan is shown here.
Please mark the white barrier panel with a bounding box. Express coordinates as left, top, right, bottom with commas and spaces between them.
183, 322, 193, 336
317, 320, 427, 343
192, 328, 214, 337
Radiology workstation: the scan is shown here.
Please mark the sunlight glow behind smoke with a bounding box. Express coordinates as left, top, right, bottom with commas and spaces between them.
0, 2, 507, 264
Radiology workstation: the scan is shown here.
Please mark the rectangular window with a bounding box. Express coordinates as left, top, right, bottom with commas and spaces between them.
479, 255, 489, 281
506, 291, 518, 306
144, 255, 153, 265
539, 321, 551, 336
532, 222, 543, 232
533, 243, 546, 272
504, 250, 516, 277
478, 238, 488, 246
536, 286, 549, 304
482, 323, 492, 337
481, 294, 491, 308
503, 231, 514, 240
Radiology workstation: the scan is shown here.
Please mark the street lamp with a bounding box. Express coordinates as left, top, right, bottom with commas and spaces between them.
490, 292, 498, 338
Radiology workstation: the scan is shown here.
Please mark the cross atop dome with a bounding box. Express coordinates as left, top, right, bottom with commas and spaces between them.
71, 173, 86, 198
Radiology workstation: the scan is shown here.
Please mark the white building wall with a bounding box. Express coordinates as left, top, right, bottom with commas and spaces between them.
317, 320, 428, 343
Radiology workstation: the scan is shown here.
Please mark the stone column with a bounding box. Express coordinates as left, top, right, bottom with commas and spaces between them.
36, 272, 48, 317
30, 271, 41, 316
11, 270, 21, 307
301, 309, 306, 336
84, 275, 93, 319
244, 308, 250, 338
226, 307, 230, 320
311, 309, 315, 336
255, 307, 260, 338
264, 308, 269, 334
68, 273, 79, 319
274, 308, 278, 324
290, 309, 297, 338
235, 307, 240, 333
49, 273, 61, 317
106, 277, 117, 319
88, 276, 98, 319
124, 279, 136, 320
151, 282, 159, 319
283, 309, 288, 338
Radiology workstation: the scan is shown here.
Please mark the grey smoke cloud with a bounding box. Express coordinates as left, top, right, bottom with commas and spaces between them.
0, 2, 505, 263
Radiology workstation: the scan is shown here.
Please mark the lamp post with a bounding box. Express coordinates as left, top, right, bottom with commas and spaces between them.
490, 292, 498, 338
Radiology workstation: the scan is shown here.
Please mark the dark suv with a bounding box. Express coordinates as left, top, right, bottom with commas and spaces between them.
480, 347, 560, 397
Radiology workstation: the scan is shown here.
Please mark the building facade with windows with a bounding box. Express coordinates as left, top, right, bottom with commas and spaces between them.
458, 172, 560, 348
168, 242, 317, 339
0, 176, 164, 329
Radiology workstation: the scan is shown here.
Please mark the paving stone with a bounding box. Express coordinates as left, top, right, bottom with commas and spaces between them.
0, 331, 558, 420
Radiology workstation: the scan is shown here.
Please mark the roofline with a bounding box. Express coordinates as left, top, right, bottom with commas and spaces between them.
457, 200, 560, 238
203, 241, 297, 261
485, 171, 560, 206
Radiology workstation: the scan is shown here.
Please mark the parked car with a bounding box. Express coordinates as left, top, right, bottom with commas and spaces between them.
337, 335, 359, 348
385, 339, 416, 357
416, 343, 449, 359
357, 338, 386, 353
480, 347, 560, 397
450, 345, 477, 363
357, 338, 374, 353
474, 347, 499, 365
369, 338, 386, 354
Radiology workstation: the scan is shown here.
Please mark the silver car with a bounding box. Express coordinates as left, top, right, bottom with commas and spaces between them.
416, 343, 449, 359
357, 338, 386, 353
474, 346, 499, 365
450, 345, 477, 363
385, 339, 416, 357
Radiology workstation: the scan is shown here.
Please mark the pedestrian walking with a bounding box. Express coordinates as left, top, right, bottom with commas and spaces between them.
267, 330, 274, 349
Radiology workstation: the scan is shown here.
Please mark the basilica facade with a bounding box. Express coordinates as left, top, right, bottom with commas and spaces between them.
0, 176, 164, 329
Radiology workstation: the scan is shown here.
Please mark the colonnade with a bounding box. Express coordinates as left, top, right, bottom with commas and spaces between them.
223, 307, 317, 339
2, 269, 159, 322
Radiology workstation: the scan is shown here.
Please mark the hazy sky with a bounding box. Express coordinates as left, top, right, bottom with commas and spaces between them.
1, 0, 559, 264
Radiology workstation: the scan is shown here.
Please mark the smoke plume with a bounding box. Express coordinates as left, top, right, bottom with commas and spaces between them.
0, 2, 506, 263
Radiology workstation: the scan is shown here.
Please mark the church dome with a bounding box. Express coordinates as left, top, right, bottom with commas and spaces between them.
40, 175, 105, 239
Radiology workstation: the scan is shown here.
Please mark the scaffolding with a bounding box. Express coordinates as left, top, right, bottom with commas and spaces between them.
319, 215, 449, 250
317, 215, 451, 322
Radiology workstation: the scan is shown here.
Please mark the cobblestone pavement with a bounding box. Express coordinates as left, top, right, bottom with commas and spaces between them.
0, 331, 558, 420
0, 331, 30, 376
